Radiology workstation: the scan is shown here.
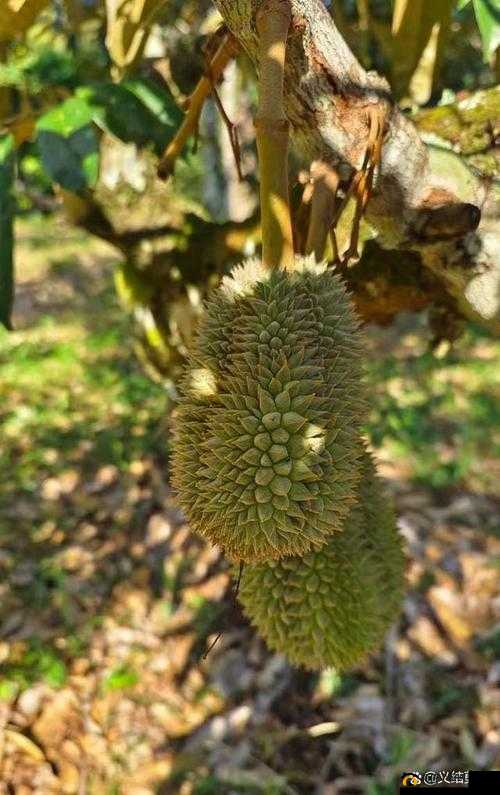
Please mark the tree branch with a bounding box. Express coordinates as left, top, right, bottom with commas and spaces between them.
213, 0, 500, 334
157, 29, 239, 180
255, 0, 294, 269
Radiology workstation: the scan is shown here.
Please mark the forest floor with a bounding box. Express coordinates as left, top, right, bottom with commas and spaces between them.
0, 216, 499, 795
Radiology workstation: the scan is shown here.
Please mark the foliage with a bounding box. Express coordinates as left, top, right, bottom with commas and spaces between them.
0, 2, 498, 792
0, 0, 50, 42
366, 323, 500, 495
459, 0, 500, 61
0, 0, 497, 333
390, 0, 456, 102
36, 96, 100, 191
0, 134, 15, 328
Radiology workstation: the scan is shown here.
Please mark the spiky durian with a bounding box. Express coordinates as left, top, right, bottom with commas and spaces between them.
237, 452, 406, 670
171, 256, 367, 562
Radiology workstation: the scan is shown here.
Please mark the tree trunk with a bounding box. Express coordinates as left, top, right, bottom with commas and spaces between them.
213, 0, 500, 334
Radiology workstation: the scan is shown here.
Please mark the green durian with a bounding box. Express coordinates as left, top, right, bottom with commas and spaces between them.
237, 452, 406, 670
171, 256, 367, 562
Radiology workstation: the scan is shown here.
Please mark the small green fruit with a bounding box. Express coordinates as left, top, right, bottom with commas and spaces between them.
237, 452, 406, 670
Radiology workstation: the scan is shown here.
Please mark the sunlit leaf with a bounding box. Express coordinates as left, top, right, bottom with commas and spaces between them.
36, 97, 99, 192
472, 0, 500, 61
77, 79, 182, 156
103, 664, 139, 691
105, 0, 167, 76
391, 0, 455, 102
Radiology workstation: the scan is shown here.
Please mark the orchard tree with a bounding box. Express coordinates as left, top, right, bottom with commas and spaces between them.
0, 0, 499, 668
1, 0, 498, 358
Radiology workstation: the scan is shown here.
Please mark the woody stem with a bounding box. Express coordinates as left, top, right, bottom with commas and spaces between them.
255, 0, 294, 270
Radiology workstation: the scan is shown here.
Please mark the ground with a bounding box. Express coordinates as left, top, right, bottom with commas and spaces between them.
0, 216, 499, 794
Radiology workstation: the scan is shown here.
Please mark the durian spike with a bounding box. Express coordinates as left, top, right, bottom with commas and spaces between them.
255, 0, 295, 271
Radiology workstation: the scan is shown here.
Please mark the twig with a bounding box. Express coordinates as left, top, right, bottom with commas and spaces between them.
329, 105, 387, 265
157, 30, 239, 180
202, 630, 223, 659
305, 160, 340, 262
202, 562, 245, 659
211, 83, 243, 182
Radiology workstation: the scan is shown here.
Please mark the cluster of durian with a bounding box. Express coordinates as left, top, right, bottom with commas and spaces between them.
171, 256, 406, 671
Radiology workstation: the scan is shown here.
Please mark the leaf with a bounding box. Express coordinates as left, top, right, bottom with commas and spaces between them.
123, 78, 182, 131
36, 97, 99, 192
391, 0, 456, 101
103, 664, 139, 691
77, 79, 182, 156
472, 0, 500, 61
0, 134, 15, 331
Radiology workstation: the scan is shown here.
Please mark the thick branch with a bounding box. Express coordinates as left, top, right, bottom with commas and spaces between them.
213, 0, 500, 333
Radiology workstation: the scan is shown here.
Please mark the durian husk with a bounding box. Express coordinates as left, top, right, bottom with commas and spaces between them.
237, 451, 406, 671
171, 256, 367, 563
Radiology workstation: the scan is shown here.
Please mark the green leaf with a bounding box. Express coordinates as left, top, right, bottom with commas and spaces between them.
36, 97, 99, 192
123, 78, 182, 130
103, 665, 139, 691
39, 654, 67, 687
0, 134, 15, 331
77, 78, 182, 157
472, 0, 500, 61
0, 680, 18, 702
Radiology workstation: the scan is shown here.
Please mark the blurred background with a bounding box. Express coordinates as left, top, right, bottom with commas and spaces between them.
0, 1, 499, 793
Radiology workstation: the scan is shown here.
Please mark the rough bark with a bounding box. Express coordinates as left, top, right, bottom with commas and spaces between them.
213, 0, 500, 334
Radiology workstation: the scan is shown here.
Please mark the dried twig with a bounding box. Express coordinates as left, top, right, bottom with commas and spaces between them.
329, 105, 387, 265
202, 562, 245, 660
211, 83, 244, 182
305, 160, 340, 262
157, 30, 239, 180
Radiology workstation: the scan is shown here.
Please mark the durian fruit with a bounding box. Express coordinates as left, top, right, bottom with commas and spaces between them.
237, 452, 406, 671
171, 256, 367, 563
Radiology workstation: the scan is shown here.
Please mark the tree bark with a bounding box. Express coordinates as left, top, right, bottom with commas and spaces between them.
213, 0, 500, 334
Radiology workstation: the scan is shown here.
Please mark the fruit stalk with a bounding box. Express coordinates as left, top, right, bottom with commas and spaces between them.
255, 0, 294, 270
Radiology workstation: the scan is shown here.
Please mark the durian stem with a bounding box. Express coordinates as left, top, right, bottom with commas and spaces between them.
305, 161, 340, 262
256, 0, 294, 271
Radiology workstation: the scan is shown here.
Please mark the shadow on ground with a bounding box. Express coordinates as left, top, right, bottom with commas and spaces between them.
1, 218, 499, 794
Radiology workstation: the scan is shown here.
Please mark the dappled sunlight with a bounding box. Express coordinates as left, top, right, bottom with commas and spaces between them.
1, 0, 498, 787
220, 257, 270, 300
365, 320, 500, 495
188, 367, 218, 398
302, 423, 326, 454
0, 220, 498, 793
